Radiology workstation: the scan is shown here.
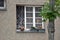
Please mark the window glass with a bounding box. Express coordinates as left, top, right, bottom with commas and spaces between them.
35, 18, 42, 23
35, 7, 42, 12
35, 13, 41, 17
26, 24, 33, 29
26, 13, 33, 17
26, 18, 33, 23
0, 0, 4, 7
36, 24, 42, 29
26, 7, 33, 12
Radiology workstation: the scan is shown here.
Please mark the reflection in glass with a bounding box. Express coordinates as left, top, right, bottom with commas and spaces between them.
26, 24, 33, 29
0, 0, 4, 7
26, 18, 33, 23
36, 24, 42, 29
26, 13, 33, 17
35, 13, 41, 17
26, 7, 33, 12
35, 7, 42, 12
35, 18, 42, 23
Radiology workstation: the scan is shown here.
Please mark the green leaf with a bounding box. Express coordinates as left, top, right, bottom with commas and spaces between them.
40, 0, 60, 21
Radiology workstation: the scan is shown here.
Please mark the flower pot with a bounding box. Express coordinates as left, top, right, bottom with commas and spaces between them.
20, 27, 24, 31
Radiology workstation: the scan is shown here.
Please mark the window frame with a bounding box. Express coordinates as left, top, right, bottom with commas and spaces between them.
16, 5, 45, 33
0, 0, 7, 10
24, 6, 45, 30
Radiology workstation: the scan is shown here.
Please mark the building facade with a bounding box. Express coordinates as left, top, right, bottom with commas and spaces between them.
0, 0, 60, 40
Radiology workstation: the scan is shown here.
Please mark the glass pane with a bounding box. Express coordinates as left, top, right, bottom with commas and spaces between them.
26, 18, 33, 23
26, 7, 33, 12
35, 18, 42, 23
35, 7, 42, 12
35, 13, 41, 17
26, 13, 33, 17
26, 24, 33, 29
16, 6, 24, 29
0, 0, 4, 7
36, 24, 42, 29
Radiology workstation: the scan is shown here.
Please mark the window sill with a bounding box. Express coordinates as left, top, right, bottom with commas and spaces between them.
0, 7, 7, 11
16, 29, 45, 33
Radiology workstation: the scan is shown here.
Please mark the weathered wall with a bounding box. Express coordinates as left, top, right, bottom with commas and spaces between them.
16, 0, 47, 5
0, 0, 60, 40
55, 18, 60, 40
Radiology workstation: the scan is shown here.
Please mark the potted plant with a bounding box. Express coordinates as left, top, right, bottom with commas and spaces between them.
20, 26, 24, 31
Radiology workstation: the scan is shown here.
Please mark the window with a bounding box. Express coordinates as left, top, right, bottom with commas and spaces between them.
16, 6, 45, 32
0, 0, 6, 10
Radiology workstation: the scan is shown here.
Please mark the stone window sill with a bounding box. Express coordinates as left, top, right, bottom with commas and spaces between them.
16, 29, 45, 33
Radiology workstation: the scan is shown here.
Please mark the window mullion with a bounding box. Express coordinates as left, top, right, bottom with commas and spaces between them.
33, 7, 35, 27
24, 6, 26, 30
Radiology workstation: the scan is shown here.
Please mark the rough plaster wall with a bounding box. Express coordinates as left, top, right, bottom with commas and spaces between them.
16, 0, 47, 5
0, 0, 60, 40
55, 18, 60, 40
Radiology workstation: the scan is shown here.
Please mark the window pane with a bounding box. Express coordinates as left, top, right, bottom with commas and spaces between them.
35, 13, 41, 17
35, 18, 42, 23
26, 7, 33, 12
16, 6, 24, 29
26, 24, 33, 29
35, 7, 42, 12
26, 13, 33, 17
0, 0, 4, 7
36, 24, 42, 29
26, 18, 33, 23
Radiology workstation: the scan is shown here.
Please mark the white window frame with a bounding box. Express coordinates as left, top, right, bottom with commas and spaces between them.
24, 6, 45, 30
0, 0, 7, 10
